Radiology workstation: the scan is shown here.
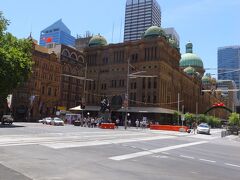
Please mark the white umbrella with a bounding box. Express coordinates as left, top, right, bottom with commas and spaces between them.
69, 106, 83, 111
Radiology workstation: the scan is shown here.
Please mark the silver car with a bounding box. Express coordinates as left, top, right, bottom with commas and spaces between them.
197, 123, 210, 135
51, 117, 64, 126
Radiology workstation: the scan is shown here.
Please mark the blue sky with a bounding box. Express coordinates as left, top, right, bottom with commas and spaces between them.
1, 0, 240, 77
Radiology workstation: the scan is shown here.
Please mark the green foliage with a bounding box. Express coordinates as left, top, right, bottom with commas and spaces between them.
172, 111, 179, 124
207, 116, 221, 128
184, 112, 194, 126
0, 12, 32, 102
228, 112, 240, 126
198, 114, 208, 123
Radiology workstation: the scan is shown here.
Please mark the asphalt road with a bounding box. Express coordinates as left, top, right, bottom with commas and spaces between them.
0, 123, 240, 180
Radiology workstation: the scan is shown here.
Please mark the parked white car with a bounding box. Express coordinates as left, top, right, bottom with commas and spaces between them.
51, 117, 64, 126
197, 123, 210, 135
43, 117, 52, 125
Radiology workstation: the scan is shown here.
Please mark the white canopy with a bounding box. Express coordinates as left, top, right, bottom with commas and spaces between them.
69, 106, 83, 111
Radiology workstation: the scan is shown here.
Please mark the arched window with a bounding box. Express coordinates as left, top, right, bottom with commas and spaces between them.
62, 49, 70, 57
78, 56, 84, 63
71, 53, 77, 60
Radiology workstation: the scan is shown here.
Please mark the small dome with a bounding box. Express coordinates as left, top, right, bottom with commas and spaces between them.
143, 26, 166, 39
202, 75, 211, 84
180, 42, 203, 68
89, 35, 107, 47
168, 38, 179, 49
183, 66, 196, 76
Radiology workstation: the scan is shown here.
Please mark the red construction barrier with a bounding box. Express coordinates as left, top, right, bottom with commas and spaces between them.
100, 123, 115, 129
150, 125, 188, 132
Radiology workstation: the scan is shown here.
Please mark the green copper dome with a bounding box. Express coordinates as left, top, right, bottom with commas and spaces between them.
180, 42, 203, 68
168, 38, 179, 49
183, 66, 196, 76
143, 26, 166, 39
89, 35, 107, 47
202, 74, 211, 84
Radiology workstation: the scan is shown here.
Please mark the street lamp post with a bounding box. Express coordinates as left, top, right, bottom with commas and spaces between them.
62, 62, 93, 120
124, 58, 157, 130
124, 58, 130, 130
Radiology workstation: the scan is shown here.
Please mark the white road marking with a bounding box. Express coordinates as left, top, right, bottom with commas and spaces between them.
225, 163, 240, 168
180, 155, 195, 159
109, 141, 208, 161
161, 152, 170, 155
0, 132, 158, 147
43, 135, 175, 149
199, 158, 216, 163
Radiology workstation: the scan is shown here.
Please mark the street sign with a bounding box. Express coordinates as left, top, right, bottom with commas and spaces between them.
181, 115, 185, 121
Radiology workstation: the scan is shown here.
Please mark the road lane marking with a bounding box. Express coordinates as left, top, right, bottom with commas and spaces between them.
43, 135, 175, 149
161, 152, 170, 155
225, 163, 240, 168
199, 158, 216, 163
109, 141, 208, 161
180, 155, 195, 159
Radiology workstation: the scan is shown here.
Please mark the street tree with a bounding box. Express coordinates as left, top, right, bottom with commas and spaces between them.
184, 112, 194, 126
198, 114, 208, 123
0, 12, 32, 104
228, 112, 240, 127
172, 111, 179, 125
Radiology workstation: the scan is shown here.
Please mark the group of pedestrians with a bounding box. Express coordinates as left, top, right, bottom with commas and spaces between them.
77, 117, 101, 128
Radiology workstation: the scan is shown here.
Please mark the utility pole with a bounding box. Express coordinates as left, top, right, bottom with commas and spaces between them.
177, 93, 180, 125
124, 58, 130, 130
182, 105, 184, 127
82, 63, 87, 121
123, 58, 157, 130
196, 102, 198, 122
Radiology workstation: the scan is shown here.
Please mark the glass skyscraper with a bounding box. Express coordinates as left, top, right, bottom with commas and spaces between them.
124, 0, 161, 42
39, 19, 75, 47
218, 46, 240, 99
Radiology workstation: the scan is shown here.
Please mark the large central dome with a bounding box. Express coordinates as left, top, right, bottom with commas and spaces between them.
143, 26, 166, 39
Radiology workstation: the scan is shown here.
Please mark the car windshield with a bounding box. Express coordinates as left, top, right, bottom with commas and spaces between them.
199, 124, 209, 128
54, 118, 61, 121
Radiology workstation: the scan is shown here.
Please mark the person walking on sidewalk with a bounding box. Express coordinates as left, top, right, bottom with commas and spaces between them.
192, 121, 197, 134
135, 119, 139, 129
115, 118, 119, 129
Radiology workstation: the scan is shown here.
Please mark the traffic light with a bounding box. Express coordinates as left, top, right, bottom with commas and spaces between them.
80, 103, 85, 109
100, 97, 110, 113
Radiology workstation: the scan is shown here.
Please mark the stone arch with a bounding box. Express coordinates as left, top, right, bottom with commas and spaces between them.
70, 53, 77, 60
62, 49, 70, 57
78, 55, 84, 63
204, 106, 233, 114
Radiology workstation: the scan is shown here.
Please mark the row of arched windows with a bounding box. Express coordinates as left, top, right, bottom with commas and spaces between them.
62, 49, 84, 63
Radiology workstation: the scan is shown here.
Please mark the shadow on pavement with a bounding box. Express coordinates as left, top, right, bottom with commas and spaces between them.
0, 124, 25, 128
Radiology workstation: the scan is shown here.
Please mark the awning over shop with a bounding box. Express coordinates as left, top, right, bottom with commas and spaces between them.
69, 105, 175, 114
117, 107, 175, 114
69, 106, 100, 111
69, 106, 82, 111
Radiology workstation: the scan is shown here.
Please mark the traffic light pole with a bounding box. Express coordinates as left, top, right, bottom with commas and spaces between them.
124, 58, 130, 130
82, 63, 87, 121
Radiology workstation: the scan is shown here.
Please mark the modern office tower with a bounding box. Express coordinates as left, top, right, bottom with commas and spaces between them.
124, 0, 161, 42
218, 46, 240, 100
164, 27, 180, 47
39, 19, 75, 48
217, 80, 239, 110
